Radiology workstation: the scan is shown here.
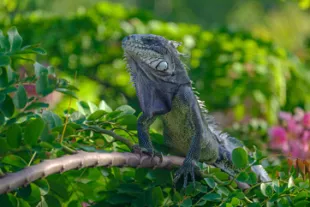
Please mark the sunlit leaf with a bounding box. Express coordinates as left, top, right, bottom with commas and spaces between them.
0, 30, 10, 51
232, 147, 248, 168
87, 110, 106, 121
8, 27, 23, 52
99, 100, 112, 112
260, 183, 273, 197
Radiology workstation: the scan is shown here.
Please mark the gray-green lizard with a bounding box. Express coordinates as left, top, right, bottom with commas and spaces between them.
122, 34, 270, 187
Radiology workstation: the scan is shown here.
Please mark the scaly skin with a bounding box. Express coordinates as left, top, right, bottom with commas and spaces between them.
122, 34, 270, 187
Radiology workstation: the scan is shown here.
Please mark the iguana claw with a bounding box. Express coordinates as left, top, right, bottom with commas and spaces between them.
132, 144, 163, 162
173, 160, 197, 188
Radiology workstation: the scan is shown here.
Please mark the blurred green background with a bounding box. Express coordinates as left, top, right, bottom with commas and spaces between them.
1, 0, 310, 125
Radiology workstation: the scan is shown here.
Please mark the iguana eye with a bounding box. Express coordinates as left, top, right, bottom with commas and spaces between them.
156, 61, 168, 71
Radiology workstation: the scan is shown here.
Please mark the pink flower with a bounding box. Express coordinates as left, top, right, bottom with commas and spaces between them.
302, 130, 310, 142
269, 126, 287, 150
269, 109, 310, 159
287, 119, 303, 137
303, 112, 310, 128
279, 112, 292, 121
294, 108, 305, 122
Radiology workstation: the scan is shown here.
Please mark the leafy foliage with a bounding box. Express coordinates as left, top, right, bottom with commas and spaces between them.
0, 27, 309, 207
0, 2, 309, 123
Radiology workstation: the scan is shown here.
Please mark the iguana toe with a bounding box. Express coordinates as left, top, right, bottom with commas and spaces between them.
173, 160, 197, 188
132, 145, 163, 163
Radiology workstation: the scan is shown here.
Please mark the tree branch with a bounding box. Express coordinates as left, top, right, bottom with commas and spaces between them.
0, 151, 184, 194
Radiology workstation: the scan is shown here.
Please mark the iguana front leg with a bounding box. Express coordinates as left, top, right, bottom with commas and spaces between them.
133, 113, 162, 158
173, 88, 204, 187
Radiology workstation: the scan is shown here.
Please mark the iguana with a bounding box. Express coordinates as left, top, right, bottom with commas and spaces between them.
122, 34, 270, 187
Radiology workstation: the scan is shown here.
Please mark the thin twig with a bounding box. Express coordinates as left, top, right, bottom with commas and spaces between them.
81, 125, 134, 150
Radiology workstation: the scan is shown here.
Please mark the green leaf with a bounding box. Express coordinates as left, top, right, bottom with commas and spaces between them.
0, 95, 15, 117
117, 114, 137, 130
34, 179, 50, 196
236, 172, 249, 183
0, 138, 10, 155
47, 175, 71, 201
0, 194, 18, 207
88, 101, 98, 113
68, 200, 82, 207
52, 125, 75, 137
195, 200, 206, 206
253, 146, 265, 161
115, 105, 136, 116
34, 62, 47, 78
24, 117, 45, 145
42, 111, 63, 129
44, 195, 61, 207
0, 67, 8, 87
216, 186, 230, 196
87, 110, 106, 121
0, 92, 5, 103
6, 123, 22, 148
3, 85, 17, 93
70, 111, 86, 124
180, 198, 192, 207
0, 55, 10, 66
0, 30, 10, 51
294, 191, 308, 203
202, 193, 221, 202
151, 186, 164, 207
260, 183, 273, 197
25, 102, 49, 111
232, 147, 248, 168
77, 101, 91, 115
31, 47, 47, 55
23, 184, 41, 204
2, 154, 27, 168
8, 27, 23, 52
204, 177, 216, 188
288, 176, 294, 188
213, 171, 229, 180
55, 88, 78, 98
18, 199, 31, 207
247, 172, 257, 185
0, 111, 5, 126
13, 84, 28, 109
232, 190, 245, 200
99, 100, 112, 112
294, 200, 310, 207
36, 69, 54, 96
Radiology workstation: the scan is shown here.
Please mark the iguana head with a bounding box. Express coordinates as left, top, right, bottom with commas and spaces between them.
122, 34, 191, 116
122, 34, 190, 84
